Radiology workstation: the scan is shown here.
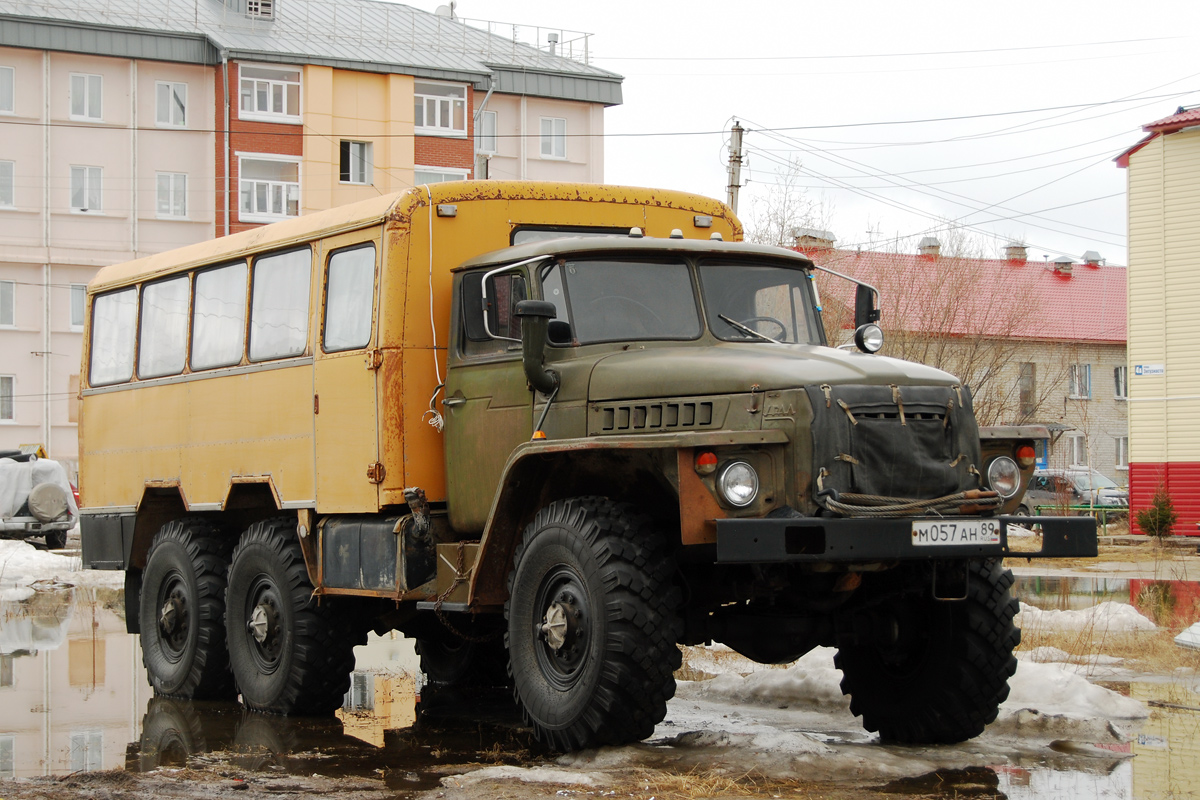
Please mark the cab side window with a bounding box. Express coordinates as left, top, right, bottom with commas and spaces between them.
250, 248, 312, 361
323, 244, 375, 352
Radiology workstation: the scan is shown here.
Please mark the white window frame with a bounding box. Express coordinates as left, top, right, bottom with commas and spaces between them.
1115, 435, 1129, 471
237, 63, 301, 124
69, 73, 102, 121
339, 141, 372, 185
414, 166, 470, 186
414, 81, 468, 137
540, 117, 566, 160
0, 160, 12, 208
155, 172, 188, 219
70, 284, 86, 331
476, 109, 497, 154
0, 66, 13, 115
237, 153, 300, 223
69, 165, 102, 213
0, 375, 13, 422
1065, 433, 1088, 468
1114, 365, 1128, 400
1067, 363, 1091, 400
155, 81, 187, 128
0, 280, 13, 327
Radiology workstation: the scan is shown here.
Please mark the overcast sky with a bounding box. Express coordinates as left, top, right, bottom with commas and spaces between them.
437, 0, 1199, 265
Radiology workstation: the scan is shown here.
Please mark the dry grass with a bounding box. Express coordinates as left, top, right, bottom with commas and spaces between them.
625, 767, 830, 800
1017, 625, 1200, 674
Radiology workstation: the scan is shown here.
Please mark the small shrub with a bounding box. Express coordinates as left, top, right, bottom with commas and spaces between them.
1136, 484, 1178, 539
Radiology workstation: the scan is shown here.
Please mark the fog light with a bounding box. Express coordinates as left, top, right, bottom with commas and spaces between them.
986, 456, 1021, 499
718, 461, 759, 507
854, 323, 884, 353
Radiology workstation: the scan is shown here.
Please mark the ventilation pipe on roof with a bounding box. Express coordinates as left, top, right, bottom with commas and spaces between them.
547, 32, 560, 56
1082, 250, 1103, 266
1005, 242, 1028, 263
1052, 255, 1075, 275
918, 236, 941, 257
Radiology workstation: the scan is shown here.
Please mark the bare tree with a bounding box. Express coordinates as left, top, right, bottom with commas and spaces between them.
744, 158, 833, 248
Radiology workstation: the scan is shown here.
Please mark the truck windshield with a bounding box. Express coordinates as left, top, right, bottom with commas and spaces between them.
698, 262, 819, 344
541, 258, 702, 344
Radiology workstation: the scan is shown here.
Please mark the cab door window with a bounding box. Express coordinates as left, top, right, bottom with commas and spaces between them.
323, 244, 376, 352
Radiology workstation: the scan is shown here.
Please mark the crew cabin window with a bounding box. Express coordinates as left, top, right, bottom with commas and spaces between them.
323, 244, 375, 352
192, 262, 248, 370
90, 288, 138, 386
138, 277, 189, 378
250, 249, 311, 361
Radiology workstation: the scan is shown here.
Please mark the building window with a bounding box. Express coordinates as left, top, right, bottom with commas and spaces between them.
476, 109, 497, 154
1065, 433, 1087, 467
339, 141, 372, 185
155, 81, 186, 127
156, 172, 187, 218
1017, 362, 1036, 417
69, 73, 102, 121
1115, 436, 1128, 470
69, 730, 103, 773
246, 0, 274, 18
414, 81, 466, 136
0, 280, 13, 326
1067, 363, 1091, 399
414, 166, 469, 185
0, 375, 13, 421
238, 156, 299, 221
0, 734, 13, 779
70, 166, 102, 212
238, 65, 300, 121
1114, 365, 1127, 400
0, 66, 13, 114
540, 117, 566, 159
0, 160, 13, 207
70, 284, 86, 330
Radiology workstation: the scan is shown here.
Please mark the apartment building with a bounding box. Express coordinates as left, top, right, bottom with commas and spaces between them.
0, 0, 623, 474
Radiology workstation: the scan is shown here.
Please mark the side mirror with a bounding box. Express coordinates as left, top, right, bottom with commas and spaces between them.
854, 284, 880, 328
513, 300, 559, 395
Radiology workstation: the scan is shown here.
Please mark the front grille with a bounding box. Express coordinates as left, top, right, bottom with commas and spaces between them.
588, 398, 729, 435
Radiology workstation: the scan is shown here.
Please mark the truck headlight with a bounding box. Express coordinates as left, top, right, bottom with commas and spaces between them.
718, 461, 759, 507
986, 456, 1021, 499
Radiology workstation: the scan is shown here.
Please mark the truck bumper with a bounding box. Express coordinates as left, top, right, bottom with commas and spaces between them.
715, 515, 1096, 563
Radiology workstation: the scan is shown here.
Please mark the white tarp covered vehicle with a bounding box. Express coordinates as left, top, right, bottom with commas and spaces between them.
0, 454, 78, 549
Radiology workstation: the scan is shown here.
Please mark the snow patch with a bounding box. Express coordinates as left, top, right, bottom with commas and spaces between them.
0, 539, 123, 591
679, 646, 848, 709
1016, 601, 1155, 632
1016, 646, 1124, 667
441, 765, 605, 788
1003, 661, 1146, 720
666, 728, 831, 755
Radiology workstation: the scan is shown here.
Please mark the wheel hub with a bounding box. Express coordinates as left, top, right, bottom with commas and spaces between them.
248, 601, 277, 645
157, 579, 190, 659
540, 598, 576, 651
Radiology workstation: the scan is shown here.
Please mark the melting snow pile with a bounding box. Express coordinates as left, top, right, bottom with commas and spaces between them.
680, 646, 848, 708
0, 539, 122, 599
441, 765, 606, 788
1002, 661, 1146, 720
1016, 601, 1155, 633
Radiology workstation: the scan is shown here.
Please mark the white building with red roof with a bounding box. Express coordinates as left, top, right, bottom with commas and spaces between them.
1117, 104, 1200, 533
798, 236, 1128, 482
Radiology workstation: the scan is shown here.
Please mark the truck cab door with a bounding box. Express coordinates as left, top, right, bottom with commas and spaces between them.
442, 268, 533, 533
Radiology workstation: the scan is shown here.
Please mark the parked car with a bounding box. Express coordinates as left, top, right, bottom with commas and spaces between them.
1016, 468, 1129, 515
0, 450, 78, 549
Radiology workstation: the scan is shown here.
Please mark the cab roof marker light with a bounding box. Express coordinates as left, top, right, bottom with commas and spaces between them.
669, 229, 684, 239
694, 215, 713, 228
709, 232, 724, 241
628, 227, 644, 238
436, 204, 457, 217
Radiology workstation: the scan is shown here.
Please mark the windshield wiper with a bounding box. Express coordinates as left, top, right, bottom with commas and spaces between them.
718, 314, 781, 344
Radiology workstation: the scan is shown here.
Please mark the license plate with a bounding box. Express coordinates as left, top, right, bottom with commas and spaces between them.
912, 519, 1001, 546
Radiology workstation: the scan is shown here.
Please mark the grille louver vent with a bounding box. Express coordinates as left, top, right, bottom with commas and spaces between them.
589, 398, 728, 435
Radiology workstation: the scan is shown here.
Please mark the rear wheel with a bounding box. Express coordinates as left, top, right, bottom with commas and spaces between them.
225, 517, 356, 714
835, 559, 1020, 744
44, 529, 68, 549
505, 497, 682, 750
139, 518, 235, 699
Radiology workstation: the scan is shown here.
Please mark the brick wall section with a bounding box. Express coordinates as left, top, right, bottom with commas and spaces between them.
214, 64, 306, 236
413, 86, 474, 173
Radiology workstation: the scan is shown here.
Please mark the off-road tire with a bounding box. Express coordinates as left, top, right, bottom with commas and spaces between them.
225, 517, 356, 715
140, 518, 235, 699
505, 497, 682, 751
44, 529, 68, 549
138, 696, 206, 770
834, 558, 1020, 744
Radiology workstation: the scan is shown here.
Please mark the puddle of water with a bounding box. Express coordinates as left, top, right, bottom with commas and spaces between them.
1012, 575, 1132, 610
1, 587, 1198, 800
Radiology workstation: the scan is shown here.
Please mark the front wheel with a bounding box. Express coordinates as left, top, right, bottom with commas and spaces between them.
225, 517, 356, 714
835, 559, 1020, 744
505, 497, 682, 751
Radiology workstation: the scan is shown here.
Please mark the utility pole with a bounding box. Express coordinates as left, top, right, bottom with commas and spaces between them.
726, 121, 744, 214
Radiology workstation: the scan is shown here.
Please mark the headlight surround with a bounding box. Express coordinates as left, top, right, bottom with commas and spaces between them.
854, 323, 884, 353
718, 461, 759, 507
986, 456, 1022, 499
